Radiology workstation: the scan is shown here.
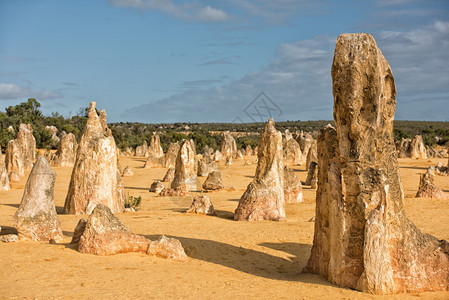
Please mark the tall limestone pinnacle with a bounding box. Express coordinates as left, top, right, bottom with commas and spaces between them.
234, 118, 285, 221
64, 102, 125, 214
304, 33, 449, 294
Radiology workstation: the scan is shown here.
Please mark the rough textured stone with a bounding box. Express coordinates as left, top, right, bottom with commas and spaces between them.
159, 187, 187, 197
202, 171, 224, 191
305, 140, 317, 171
122, 166, 133, 177
143, 156, 164, 168
284, 167, 303, 203
148, 133, 164, 158
234, 119, 285, 221
235, 150, 244, 159
213, 150, 223, 162
70, 218, 87, 244
415, 167, 449, 199
149, 180, 164, 193
297, 131, 314, 163
225, 156, 233, 166
9, 171, 20, 183
0, 234, 18, 243
164, 142, 180, 168
14, 156, 62, 242
197, 158, 209, 177
220, 131, 237, 159
162, 167, 175, 182
135, 141, 148, 157
0, 149, 10, 191
5, 123, 36, 176
146, 235, 188, 262
45, 125, 60, 147
304, 162, 318, 186
396, 138, 411, 158
64, 102, 125, 214
304, 33, 449, 295
186, 195, 216, 215
51, 133, 77, 167
283, 138, 303, 166
245, 145, 254, 156
409, 135, 427, 159
171, 140, 197, 191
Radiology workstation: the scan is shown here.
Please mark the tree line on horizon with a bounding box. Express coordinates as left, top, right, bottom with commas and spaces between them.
1, 99, 448, 152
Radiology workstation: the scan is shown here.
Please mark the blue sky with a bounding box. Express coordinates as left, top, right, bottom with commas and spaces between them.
1, 0, 448, 123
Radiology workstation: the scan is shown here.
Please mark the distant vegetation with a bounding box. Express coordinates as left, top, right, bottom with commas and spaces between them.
1, 99, 448, 152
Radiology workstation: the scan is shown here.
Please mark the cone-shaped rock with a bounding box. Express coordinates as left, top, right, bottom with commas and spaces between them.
283, 138, 303, 166
305, 140, 317, 171
162, 167, 175, 182
171, 140, 197, 191
284, 167, 303, 203
148, 133, 164, 158
64, 102, 125, 214
304, 33, 449, 295
51, 133, 77, 167
245, 145, 254, 156
135, 141, 148, 157
13, 156, 62, 242
5, 124, 36, 176
415, 167, 449, 199
234, 119, 285, 221
186, 195, 216, 215
202, 171, 224, 191
409, 135, 427, 159
0, 149, 10, 191
220, 131, 237, 159
164, 142, 180, 168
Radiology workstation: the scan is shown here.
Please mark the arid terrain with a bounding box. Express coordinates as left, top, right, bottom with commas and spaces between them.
1, 154, 448, 299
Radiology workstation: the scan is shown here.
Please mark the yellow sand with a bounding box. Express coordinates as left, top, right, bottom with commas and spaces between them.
0, 155, 448, 299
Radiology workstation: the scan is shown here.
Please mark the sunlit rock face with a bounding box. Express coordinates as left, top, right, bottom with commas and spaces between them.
304, 33, 449, 295
171, 140, 197, 191
64, 102, 125, 214
5, 123, 36, 176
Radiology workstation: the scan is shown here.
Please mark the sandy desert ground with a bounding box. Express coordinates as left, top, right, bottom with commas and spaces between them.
1, 154, 448, 299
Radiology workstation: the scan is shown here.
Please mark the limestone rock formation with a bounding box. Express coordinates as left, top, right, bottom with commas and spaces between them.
225, 156, 233, 166
197, 159, 209, 177
234, 119, 285, 221
159, 187, 187, 197
164, 142, 180, 168
304, 162, 318, 186
235, 150, 244, 159
0, 149, 10, 191
70, 218, 87, 244
122, 166, 133, 177
396, 138, 411, 158
143, 156, 164, 168
64, 102, 125, 214
304, 33, 449, 295
171, 140, 197, 191
245, 145, 254, 156
5, 123, 36, 176
190, 139, 196, 156
13, 156, 62, 242
283, 138, 303, 166
415, 167, 449, 199
409, 135, 427, 159
9, 171, 20, 183
149, 180, 164, 193
220, 131, 237, 159
45, 125, 60, 147
213, 150, 223, 162
297, 132, 314, 160
202, 171, 224, 191
51, 133, 77, 167
162, 168, 175, 182
283, 167, 303, 203
186, 195, 216, 215
305, 140, 317, 171
135, 141, 148, 157
148, 133, 164, 158
78, 204, 187, 261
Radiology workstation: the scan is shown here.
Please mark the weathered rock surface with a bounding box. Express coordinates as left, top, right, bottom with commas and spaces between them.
0, 149, 10, 191
45, 125, 60, 147
202, 171, 224, 191
135, 141, 148, 157
409, 135, 427, 159
13, 156, 62, 242
70, 218, 87, 244
304, 161, 317, 186
297, 131, 314, 163
162, 168, 175, 182
0, 234, 19, 243
122, 166, 133, 177
235, 150, 244, 159
9, 171, 20, 183
304, 33, 449, 295
415, 167, 449, 199
305, 140, 317, 171
245, 145, 254, 156
234, 119, 285, 221
283, 138, 303, 166
171, 140, 197, 191
51, 133, 77, 167
143, 156, 164, 168
159, 187, 188, 197
213, 150, 223, 162
220, 131, 237, 159
186, 195, 216, 215
64, 102, 125, 214
149, 180, 164, 193
148, 133, 164, 158
283, 167, 303, 203
5, 123, 36, 176
78, 204, 187, 261
164, 142, 180, 168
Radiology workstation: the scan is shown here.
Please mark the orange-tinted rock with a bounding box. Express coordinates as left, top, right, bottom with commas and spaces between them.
0, 149, 10, 191
149, 180, 164, 193
213, 150, 223, 162
171, 140, 197, 191
202, 171, 224, 191
122, 166, 133, 177
234, 119, 285, 221
143, 156, 164, 168
135, 141, 148, 157
13, 156, 62, 242
146, 235, 188, 262
220, 131, 237, 159
415, 167, 449, 199
409, 135, 427, 159
304, 161, 317, 186
148, 133, 164, 158
304, 33, 449, 295
162, 168, 175, 182
9, 171, 20, 183
283, 138, 303, 166
164, 142, 180, 168
159, 187, 188, 197
70, 218, 87, 244
51, 133, 77, 167
64, 102, 125, 214
186, 195, 216, 215
245, 145, 254, 156
284, 167, 303, 203
5, 123, 36, 176
305, 140, 317, 171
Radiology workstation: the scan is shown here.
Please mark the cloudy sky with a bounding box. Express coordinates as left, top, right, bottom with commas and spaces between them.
1, 0, 448, 123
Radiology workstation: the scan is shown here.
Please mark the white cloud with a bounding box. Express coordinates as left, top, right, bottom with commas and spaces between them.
0, 83, 63, 100
108, 0, 228, 22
